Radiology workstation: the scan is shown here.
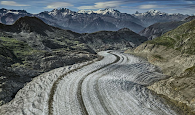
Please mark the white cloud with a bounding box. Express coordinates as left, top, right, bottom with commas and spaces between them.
77, 1, 125, 9
186, 1, 193, 4
138, 5, 160, 9
1, 1, 29, 6
45, 2, 73, 9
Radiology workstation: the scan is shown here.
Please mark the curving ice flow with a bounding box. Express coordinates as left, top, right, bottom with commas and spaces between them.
0, 51, 181, 115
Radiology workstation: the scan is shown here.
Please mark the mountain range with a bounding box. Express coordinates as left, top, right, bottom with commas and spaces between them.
0, 8, 189, 33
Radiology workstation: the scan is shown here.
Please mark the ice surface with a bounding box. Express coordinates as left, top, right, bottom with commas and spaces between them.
0, 51, 180, 115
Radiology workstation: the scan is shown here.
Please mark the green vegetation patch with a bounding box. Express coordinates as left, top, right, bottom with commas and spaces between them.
0, 37, 39, 60
146, 37, 175, 48
145, 19, 195, 55
182, 66, 195, 77
185, 66, 195, 73
152, 54, 164, 60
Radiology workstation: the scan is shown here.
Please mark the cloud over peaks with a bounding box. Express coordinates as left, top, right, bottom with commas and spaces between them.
77, 1, 126, 9
1, 1, 29, 6
139, 4, 160, 9
45, 2, 73, 9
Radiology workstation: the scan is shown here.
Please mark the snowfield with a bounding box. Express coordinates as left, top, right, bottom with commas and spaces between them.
0, 51, 180, 115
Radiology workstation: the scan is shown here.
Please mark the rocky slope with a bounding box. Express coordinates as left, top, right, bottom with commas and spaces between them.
0, 16, 98, 105
126, 19, 195, 112
139, 16, 195, 40
78, 28, 147, 51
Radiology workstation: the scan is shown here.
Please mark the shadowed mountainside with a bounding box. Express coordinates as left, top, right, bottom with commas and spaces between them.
139, 16, 195, 40
78, 28, 147, 51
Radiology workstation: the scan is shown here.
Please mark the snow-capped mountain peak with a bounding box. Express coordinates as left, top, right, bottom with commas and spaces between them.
48, 8, 76, 16
77, 8, 120, 15
48, 9, 58, 16
147, 9, 160, 13
146, 9, 165, 16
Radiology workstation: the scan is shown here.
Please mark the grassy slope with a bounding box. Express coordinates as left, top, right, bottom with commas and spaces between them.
126, 19, 195, 113
146, 19, 195, 54
0, 37, 40, 61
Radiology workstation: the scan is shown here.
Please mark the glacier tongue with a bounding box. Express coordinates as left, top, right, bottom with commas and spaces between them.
0, 51, 181, 115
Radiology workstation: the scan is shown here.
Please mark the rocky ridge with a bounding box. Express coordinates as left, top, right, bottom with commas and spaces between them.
139, 16, 195, 40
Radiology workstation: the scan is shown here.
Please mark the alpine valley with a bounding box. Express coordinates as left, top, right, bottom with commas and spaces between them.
1, 7, 195, 115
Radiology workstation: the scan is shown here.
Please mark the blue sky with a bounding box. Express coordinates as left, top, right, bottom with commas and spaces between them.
0, 0, 195, 15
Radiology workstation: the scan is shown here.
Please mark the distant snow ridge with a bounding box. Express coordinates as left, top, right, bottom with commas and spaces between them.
78, 8, 120, 15
134, 9, 184, 16
134, 9, 166, 16
0, 8, 28, 15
